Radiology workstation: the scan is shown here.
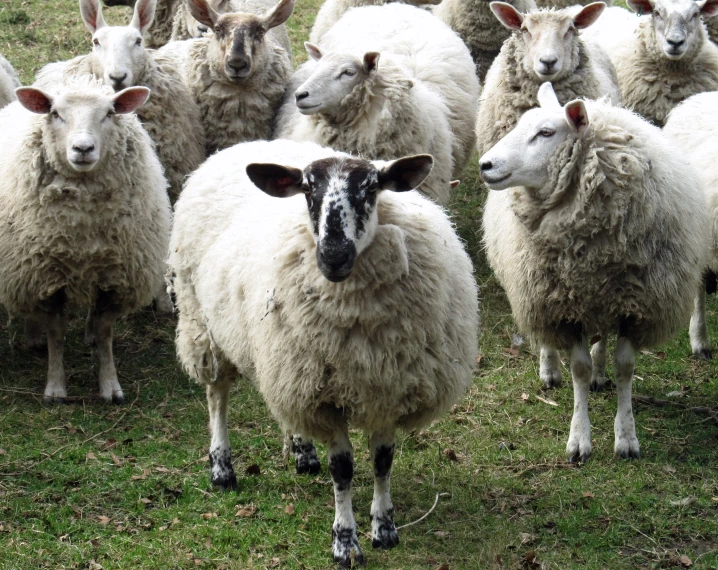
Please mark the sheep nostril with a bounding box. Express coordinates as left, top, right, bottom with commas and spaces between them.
109, 73, 127, 84
539, 57, 558, 68
73, 143, 95, 154
667, 38, 685, 49
295, 91, 309, 101
480, 160, 493, 171
229, 60, 249, 72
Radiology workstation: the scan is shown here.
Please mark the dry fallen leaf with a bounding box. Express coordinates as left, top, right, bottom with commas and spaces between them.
200, 513, 217, 520
200, 455, 209, 462
0, 449, 6, 455
97, 516, 111, 525
111, 454, 122, 466
678, 554, 693, 567
155, 467, 170, 473
284, 503, 295, 515
434, 530, 450, 538
269, 557, 280, 567
535, 394, 558, 407
669, 497, 696, 507
519, 532, 537, 545
583, 491, 594, 499
521, 392, 530, 402
235, 504, 257, 518
102, 439, 117, 450
193, 559, 202, 566
443, 448, 459, 462
86, 452, 96, 461
139, 498, 152, 505
435, 565, 450, 570
88, 561, 104, 570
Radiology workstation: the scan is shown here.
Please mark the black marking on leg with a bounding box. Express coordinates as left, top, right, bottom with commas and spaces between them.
569, 451, 589, 465
590, 379, 612, 392
332, 525, 365, 567
373, 444, 394, 478
209, 448, 237, 491
111, 393, 125, 405
371, 508, 399, 549
292, 436, 320, 475
705, 269, 717, 295
618, 448, 641, 460
329, 451, 353, 492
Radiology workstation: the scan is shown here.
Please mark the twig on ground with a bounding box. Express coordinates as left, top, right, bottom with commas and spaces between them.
633, 394, 718, 423
509, 461, 578, 478
397, 492, 448, 530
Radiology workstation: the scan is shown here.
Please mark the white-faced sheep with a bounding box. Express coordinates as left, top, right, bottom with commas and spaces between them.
480, 82, 710, 462
275, 4, 479, 205
169, 139, 478, 566
159, 0, 294, 155
0, 80, 171, 403
103, 0, 182, 47
36, 0, 205, 203
664, 91, 718, 359
594, 0, 718, 126
475, 2, 620, 158
434, 0, 537, 82
0, 55, 21, 109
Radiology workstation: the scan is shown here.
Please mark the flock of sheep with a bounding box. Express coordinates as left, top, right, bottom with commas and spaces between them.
1, 0, 718, 565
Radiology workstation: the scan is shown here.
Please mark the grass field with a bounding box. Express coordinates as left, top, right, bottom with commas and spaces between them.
1, 1, 718, 568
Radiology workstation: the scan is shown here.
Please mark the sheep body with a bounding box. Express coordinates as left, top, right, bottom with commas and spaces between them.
0, 55, 20, 109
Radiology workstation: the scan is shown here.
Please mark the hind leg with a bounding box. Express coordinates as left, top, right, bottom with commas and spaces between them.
208, 358, 237, 490
24, 315, 46, 352
370, 429, 398, 550
42, 310, 68, 403
590, 336, 608, 391
566, 338, 593, 463
290, 434, 320, 475
690, 286, 711, 359
539, 345, 562, 388
614, 337, 640, 459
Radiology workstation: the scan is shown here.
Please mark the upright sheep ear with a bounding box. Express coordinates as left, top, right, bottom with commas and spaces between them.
573, 2, 605, 29
262, 0, 295, 30
490, 2, 524, 30
210, 0, 231, 13
626, 0, 653, 15
378, 154, 433, 192
16, 87, 53, 114
113, 86, 151, 113
187, 0, 220, 28
131, 0, 156, 34
698, 0, 718, 18
246, 163, 304, 198
450, 180, 460, 189
363, 52, 380, 74
305, 42, 323, 61
537, 82, 561, 109
79, 0, 107, 33
565, 99, 589, 134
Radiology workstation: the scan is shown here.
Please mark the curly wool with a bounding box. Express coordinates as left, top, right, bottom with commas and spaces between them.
169, 139, 478, 442
434, 0, 537, 82
708, 17, 718, 45
475, 21, 618, 157
483, 101, 709, 349
612, 18, 718, 126
0, 54, 20, 109
0, 89, 171, 317
145, 0, 183, 47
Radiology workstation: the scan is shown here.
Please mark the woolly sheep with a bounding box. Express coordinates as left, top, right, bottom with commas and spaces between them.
103, 0, 181, 47
664, 91, 718, 359
275, 4, 479, 205
309, 0, 441, 44
475, 2, 620, 158
169, 138, 478, 566
36, 0, 205, 203
159, 0, 294, 154
0, 80, 171, 403
595, 0, 718, 126
434, 0, 537, 82
0, 55, 20, 109
480, 83, 710, 462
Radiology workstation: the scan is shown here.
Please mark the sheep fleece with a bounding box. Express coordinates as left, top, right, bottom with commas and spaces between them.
0, 55, 20, 109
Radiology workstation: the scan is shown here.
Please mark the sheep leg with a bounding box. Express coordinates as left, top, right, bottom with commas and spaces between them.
291, 434, 320, 475
92, 311, 125, 405
370, 430, 399, 550
689, 286, 711, 359
207, 360, 237, 491
153, 278, 174, 314
43, 311, 68, 403
590, 336, 608, 391
613, 337, 640, 459
24, 315, 46, 351
566, 338, 592, 463
329, 429, 364, 567
539, 345, 562, 388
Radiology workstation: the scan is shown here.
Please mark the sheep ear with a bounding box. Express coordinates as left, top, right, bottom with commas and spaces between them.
565, 99, 589, 133
490, 2, 524, 30
363, 52, 380, 73
246, 163, 304, 197
187, 0, 219, 28
626, 0, 653, 15
378, 154, 433, 192
573, 2, 605, 29
113, 86, 150, 114
16, 87, 53, 114
262, 0, 295, 30
305, 42, 323, 61
537, 82, 561, 109
698, 0, 718, 18
131, 0, 156, 34
210, 0, 231, 13
450, 180, 460, 189
79, 0, 107, 33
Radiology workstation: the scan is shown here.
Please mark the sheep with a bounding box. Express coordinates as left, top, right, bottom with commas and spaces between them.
664, 91, 718, 359
434, 0, 537, 82
595, 0, 718, 127
308, 0, 442, 45
275, 4, 479, 205
168, 138, 478, 566
103, 0, 182, 47
0, 55, 20, 109
36, 0, 205, 204
0, 79, 171, 403
159, 0, 294, 155
475, 2, 620, 158
480, 82, 710, 462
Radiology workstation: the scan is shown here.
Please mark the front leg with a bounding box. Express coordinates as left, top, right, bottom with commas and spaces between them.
690, 285, 711, 359
613, 337, 640, 459
370, 430, 398, 549
89, 292, 125, 404
590, 335, 608, 392
566, 338, 592, 463
329, 429, 364, 567
291, 434, 320, 475
207, 359, 237, 490
42, 310, 68, 403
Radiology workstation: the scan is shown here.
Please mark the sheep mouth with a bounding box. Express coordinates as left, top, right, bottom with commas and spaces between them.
664, 47, 685, 59
297, 103, 321, 114
69, 158, 98, 172
481, 172, 511, 186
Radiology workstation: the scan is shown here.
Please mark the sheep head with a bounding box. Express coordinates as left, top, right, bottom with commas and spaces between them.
79, 0, 155, 91
246, 154, 433, 282
479, 82, 588, 191
491, 2, 605, 81
187, 0, 294, 84
15, 84, 150, 173
627, 0, 718, 60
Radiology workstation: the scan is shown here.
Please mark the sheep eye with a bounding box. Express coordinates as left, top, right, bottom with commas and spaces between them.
342, 69, 356, 77
106, 110, 116, 119
135, 38, 142, 46
93, 38, 100, 47
51, 110, 60, 119
538, 128, 555, 138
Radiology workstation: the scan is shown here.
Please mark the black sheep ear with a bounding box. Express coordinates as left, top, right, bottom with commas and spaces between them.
246, 163, 304, 197
378, 154, 433, 192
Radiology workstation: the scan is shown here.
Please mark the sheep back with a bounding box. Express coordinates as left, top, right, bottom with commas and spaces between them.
0, 55, 20, 109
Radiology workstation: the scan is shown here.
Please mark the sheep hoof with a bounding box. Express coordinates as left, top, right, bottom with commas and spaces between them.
542, 374, 562, 389
43, 396, 67, 405
210, 450, 238, 491
111, 393, 125, 405
332, 527, 364, 567
617, 448, 641, 460
371, 522, 399, 549
590, 378, 608, 392
693, 348, 712, 360
615, 438, 640, 460
296, 454, 321, 475
568, 451, 589, 465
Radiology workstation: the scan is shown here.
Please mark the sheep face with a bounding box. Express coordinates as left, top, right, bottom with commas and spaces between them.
479, 82, 587, 190
627, 0, 718, 60
490, 2, 605, 81
80, 0, 156, 91
294, 44, 379, 116
187, 0, 294, 84
15, 85, 150, 173
246, 154, 433, 282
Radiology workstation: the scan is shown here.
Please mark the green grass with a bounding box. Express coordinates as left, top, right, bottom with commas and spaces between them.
1, 1, 718, 569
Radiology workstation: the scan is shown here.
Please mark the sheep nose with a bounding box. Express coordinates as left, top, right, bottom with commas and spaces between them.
667, 38, 685, 49
73, 142, 95, 154
109, 73, 127, 85
539, 57, 558, 69
480, 160, 493, 172
228, 59, 249, 72
295, 91, 309, 102
323, 250, 351, 269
